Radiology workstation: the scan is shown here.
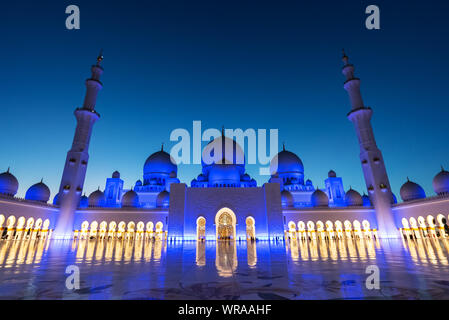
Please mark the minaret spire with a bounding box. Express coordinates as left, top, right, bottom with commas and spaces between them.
54, 53, 104, 239
342, 50, 364, 111
81, 52, 104, 111
343, 50, 397, 238
96, 49, 104, 66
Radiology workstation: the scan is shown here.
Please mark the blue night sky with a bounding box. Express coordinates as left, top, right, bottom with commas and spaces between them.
1, 0, 449, 200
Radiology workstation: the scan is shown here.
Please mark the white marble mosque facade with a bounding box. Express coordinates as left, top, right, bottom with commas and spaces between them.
1, 52, 449, 241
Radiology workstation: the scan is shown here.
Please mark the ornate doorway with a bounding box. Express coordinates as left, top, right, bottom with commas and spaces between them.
197, 216, 206, 240
215, 208, 236, 240
246, 216, 256, 240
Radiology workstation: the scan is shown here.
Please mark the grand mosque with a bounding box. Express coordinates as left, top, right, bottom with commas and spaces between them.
1, 52, 449, 242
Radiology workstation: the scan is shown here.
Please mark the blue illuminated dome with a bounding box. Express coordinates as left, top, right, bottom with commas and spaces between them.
79, 194, 89, 208
0, 168, 19, 196
25, 180, 50, 203
144, 148, 177, 177
112, 170, 120, 179
208, 164, 241, 187
362, 193, 372, 207
201, 135, 245, 176
328, 170, 337, 178
156, 190, 170, 208
433, 167, 449, 195
311, 189, 329, 207
391, 192, 398, 204
281, 190, 294, 208
400, 178, 426, 202
53, 193, 60, 205
269, 146, 304, 185
88, 189, 105, 207
345, 188, 363, 206
122, 189, 140, 207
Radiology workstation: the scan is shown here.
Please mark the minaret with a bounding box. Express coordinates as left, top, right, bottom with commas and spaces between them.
53, 52, 104, 239
342, 50, 398, 238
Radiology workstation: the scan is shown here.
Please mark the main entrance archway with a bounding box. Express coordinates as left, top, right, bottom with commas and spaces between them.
215, 207, 236, 240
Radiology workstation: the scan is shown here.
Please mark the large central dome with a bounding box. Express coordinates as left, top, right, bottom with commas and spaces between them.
201, 135, 245, 176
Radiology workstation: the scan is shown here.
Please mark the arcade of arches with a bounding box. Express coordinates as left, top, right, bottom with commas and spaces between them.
0, 215, 51, 240
196, 208, 256, 240
1, 212, 449, 243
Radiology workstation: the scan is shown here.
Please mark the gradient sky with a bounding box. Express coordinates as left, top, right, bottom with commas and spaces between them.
1, 0, 449, 201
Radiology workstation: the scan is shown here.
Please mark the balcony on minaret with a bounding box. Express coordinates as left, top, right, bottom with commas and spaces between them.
75, 107, 101, 118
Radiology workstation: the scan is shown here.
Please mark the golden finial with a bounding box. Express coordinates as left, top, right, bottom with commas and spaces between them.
342, 48, 349, 64
96, 49, 104, 65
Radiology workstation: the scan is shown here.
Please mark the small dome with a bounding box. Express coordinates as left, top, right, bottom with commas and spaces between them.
122, 189, 140, 207
242, 173, 251, 181
328, 170, 337, 178
0, 168, 19, 196
281, 190, 294, 207
362, 194, 371, 207
433, 167, 449, 195
345, 188, 363, 206
144, 149, 177, 176
135, 180, 142, 187
25, 180, 50, 203
53, 193, 60, 205
156, 190, 170, 208
169, 171, 176, 178
112, 171, 120, 179
391, 192, 398, 204
305, 179, 313, 186
197, 174, 207, 182
88, 189, 105, 207
311, 189, 329, 207
270, 148, 304, 176
79, 194, 89, 208
400, 179, 426, 202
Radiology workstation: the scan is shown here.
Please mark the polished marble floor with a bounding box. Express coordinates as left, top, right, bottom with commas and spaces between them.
0, 236, 449, 299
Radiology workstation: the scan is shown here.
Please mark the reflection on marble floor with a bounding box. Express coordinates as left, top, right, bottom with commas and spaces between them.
0, 237, 449, 299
